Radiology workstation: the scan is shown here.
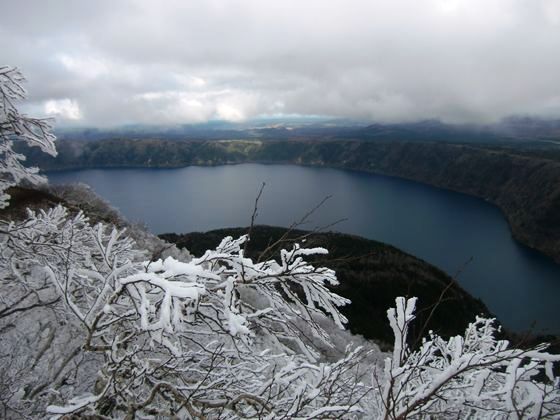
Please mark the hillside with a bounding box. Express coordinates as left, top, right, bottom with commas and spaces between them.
161, 226, 491, 347
25, 138, 560, 263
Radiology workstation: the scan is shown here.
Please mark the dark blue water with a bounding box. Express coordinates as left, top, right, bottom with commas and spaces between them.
48, 164, 560, 333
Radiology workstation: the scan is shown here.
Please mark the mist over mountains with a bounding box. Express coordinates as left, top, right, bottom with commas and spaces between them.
54, 116, 560, 144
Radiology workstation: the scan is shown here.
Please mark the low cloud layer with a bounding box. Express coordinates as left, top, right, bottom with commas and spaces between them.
2, 0, 560, 126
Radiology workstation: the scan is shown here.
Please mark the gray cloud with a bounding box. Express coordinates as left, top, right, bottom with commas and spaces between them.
2, 0, 560, 126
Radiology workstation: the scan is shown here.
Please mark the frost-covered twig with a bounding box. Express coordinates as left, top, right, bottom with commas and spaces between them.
0, 66, 56, 208
377, 297, 560, 419
2, 202, 369, 418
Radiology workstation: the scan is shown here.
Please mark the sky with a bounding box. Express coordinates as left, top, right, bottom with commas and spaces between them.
1, 0, 560, 126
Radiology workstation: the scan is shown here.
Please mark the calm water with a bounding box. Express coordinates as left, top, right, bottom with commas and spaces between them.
49, 164, 560, 333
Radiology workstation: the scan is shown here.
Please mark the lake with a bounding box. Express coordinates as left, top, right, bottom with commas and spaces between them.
48, 164, 560, 333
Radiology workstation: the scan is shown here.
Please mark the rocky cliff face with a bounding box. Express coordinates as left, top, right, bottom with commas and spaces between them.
26, 138, 560, 262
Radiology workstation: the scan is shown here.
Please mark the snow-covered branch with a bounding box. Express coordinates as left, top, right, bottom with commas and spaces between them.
377, 297, 560, 419
0, 66, 56, 208
2, 203, 369, 418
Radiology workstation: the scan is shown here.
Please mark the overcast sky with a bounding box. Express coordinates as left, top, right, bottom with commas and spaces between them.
1, 0, 560, 126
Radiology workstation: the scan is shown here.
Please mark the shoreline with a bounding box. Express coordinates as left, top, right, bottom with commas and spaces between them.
44, 158, 560, 265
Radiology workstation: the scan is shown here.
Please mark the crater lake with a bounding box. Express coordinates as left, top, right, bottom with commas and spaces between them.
48, 163, 560, 333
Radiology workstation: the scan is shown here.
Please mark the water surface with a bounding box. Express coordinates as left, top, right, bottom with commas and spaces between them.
49, 164, 560, 333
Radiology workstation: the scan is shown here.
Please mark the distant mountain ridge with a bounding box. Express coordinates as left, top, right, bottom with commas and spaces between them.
54, 117, 560, 143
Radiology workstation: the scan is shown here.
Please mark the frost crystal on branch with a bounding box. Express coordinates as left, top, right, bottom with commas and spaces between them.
377, 297, 560, 419
0, 66, 56, 208
2, 207, 369, 418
